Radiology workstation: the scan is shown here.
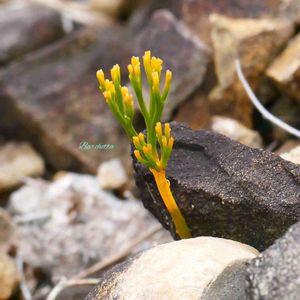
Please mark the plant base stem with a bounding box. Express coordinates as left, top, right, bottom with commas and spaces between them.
150, 169, 191, 239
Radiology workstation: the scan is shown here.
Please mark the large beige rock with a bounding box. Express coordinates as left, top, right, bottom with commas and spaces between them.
0, 252, 18, 300
209, 14, 294, 126
86, 237, 258, 300
0, 142, 44, 191
211, 116, 263, 148
267, 33, 300, 102
97, 158, 128, 190
180, 0, 281, 45
281, 146, 300, 165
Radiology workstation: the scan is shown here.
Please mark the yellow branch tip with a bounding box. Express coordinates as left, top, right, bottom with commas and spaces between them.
110, 64, 120, 83
96, 70, 105, 88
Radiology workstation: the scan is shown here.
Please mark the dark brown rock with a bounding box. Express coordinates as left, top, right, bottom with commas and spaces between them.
134, 10, 211, 120
0, 2, 65, 66
130, 0, 281, 45
268, 95, 300, 141
133, 122, 300, 251
174, 90, 212, 130
0, 27, 134, 173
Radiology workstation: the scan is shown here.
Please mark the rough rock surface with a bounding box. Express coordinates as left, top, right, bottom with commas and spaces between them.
211, 116, 263, 148
0, 2, 65, 65
267, 33, 300, 103
10, 173, 171, 279
133, 122, 300, 250
86, 237, 258, 300
0, 27, 133, 173
246, 221, 300, 300
0, 142, 45, 191
134, 10, 211, 120
209, 14, 294, 126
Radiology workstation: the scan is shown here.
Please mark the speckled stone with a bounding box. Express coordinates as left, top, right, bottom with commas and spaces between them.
246, 221, 300, 300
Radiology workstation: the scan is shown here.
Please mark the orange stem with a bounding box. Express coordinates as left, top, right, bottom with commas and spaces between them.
150, 169, 191, 239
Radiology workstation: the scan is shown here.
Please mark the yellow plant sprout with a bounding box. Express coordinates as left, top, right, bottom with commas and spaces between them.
96, 51, 191, 239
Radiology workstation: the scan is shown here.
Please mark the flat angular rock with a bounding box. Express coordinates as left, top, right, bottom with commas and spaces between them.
267, 33, 300, 103
276, 139, 300, 155
86, 237, 258, 300
281, 146, 300, 165
0, 2, 65, 65
211, 116, 263, 148
0, 27, 134, 173
179, 0, 281, 45
209, 14, 294, 126
133, 122, 300, 250
134, 10, 211, 120
246, 221, 300, 300
0, 142, 45, 191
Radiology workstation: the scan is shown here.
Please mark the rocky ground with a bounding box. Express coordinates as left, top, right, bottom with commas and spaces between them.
0, 0, 300, 299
